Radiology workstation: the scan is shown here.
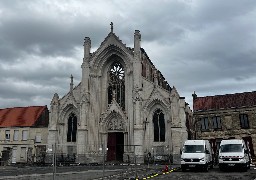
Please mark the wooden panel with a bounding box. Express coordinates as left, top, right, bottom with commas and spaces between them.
107, 133, 116, 161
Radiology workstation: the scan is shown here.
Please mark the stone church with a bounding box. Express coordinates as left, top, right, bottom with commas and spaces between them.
47, 23, 190, 164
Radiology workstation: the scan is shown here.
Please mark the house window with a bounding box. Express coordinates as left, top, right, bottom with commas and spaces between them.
240, 114, 249, 129
5, 130, 10, 140
67, 113, 77, 142
153, 109, 165, 142
35, 133, 41, 143
212, 116, 221, 130
201, 117, 209, 131
20, 147, 26, 159
22, 130, 28, 141
13, 130, 19, 141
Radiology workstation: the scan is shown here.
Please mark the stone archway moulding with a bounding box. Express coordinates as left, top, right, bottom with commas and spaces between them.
59, 104, 79, 125
100, 110, 127, 133
93, 45, 133, 77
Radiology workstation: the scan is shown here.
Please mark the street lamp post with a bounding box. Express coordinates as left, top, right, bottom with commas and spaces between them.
47, 143, 56, 180
166, 145, 171, 168
152, 147, 155, 172
52, 143, 57, 180
99, 144, 108, 179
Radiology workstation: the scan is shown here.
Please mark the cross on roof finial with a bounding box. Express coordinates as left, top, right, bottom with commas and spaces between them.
70, 74, 73, 83
70, 74, 74, 92
110, 22, 113, 33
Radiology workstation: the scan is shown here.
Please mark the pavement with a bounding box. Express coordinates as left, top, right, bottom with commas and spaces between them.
0, 163, 181, 180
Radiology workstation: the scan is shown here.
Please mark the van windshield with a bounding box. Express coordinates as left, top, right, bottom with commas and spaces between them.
220, 144, 243, 152
183, 145, 204, 153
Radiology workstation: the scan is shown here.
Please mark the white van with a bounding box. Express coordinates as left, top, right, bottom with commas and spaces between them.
181, 140, 213, 171
218, 139, 250, 171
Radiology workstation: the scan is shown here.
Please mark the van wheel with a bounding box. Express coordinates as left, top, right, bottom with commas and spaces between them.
247, 162, 250, 170
219, 164, 225, 171
203, 164, 209, 172
210, 162, 214, 169
181, 165, 186, 172
242, 164, 247, 172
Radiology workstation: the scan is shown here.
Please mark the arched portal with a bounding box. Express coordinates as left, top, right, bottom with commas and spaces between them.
104, 113, 126, 162
107, 132, 124, 161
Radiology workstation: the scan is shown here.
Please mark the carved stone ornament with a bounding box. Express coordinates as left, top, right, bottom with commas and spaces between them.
107, 117, 124, 131
133, 86, 142, 102
81, 93, 90, 104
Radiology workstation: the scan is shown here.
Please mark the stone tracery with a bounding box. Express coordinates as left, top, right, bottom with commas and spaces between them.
108, 61, 125, 110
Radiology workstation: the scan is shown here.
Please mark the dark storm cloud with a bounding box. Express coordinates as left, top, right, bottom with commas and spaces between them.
0, 13, 100, 61
0, 0, 256, 109
0, 0, 112, 63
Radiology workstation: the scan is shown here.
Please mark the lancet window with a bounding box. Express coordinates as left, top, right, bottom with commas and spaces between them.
153, 109, 165, 142
67, 113, 77, 142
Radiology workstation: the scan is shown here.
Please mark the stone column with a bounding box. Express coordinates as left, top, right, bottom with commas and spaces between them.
77, 129, 87, 163
81, 37, 91, 94
134, 124, 144, 163
132, 30, 144, 163
46, 93, 59, 163
77, 37, 91, 163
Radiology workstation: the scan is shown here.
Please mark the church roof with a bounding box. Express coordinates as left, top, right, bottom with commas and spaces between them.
193, 91, 256, 111
0, 106, 49, 127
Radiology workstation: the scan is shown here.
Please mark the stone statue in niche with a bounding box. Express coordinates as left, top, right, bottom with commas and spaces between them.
133, 85, 142, 102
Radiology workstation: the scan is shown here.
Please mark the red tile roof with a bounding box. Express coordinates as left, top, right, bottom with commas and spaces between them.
193, 91, 256, 111
0, 106, 48, 127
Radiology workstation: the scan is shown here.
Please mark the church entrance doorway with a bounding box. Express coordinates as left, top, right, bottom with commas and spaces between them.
107, 132, 124, 162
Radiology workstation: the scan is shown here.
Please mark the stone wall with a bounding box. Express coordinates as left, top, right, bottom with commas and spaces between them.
193, 106, 256, 157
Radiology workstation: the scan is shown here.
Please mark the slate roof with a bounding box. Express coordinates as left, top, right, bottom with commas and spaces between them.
193, 91, 256, 111
0, 106, 48, 127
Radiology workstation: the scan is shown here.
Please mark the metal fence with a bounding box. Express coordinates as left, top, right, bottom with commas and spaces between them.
0, 143, 173, 167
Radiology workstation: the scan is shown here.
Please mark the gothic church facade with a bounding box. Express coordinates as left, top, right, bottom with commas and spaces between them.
48, 24, 190, 164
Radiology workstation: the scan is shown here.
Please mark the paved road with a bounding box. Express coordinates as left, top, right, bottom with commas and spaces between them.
148, 166, 256, 180
95, 165, 256, 180
0, 164, 256, 180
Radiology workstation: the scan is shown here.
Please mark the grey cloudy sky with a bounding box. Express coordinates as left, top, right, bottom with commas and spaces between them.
0, 0, 256, 109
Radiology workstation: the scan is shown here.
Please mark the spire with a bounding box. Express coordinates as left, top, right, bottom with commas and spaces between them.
134, 30, 141, 59
83, 37, 91, 61
192, 91, 197, 100
70, 74, 74, 92
51, 93, 59, 106
110, 22, 113, 33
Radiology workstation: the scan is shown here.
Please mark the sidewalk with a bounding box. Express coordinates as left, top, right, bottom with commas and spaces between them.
0, 164, 181, 180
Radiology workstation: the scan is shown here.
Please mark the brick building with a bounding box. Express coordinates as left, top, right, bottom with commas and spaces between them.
192, 91, 256, 161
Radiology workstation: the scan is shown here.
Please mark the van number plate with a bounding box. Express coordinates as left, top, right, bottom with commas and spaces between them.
227, 164, 235, 166
189, 165, 196, 167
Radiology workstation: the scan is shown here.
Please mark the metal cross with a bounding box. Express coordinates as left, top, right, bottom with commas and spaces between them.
110, 22, 113, 33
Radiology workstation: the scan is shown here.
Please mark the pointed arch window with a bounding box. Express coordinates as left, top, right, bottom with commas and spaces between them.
153, 109, 165, 142
108, 62, 125, 110
67, 113, 77, 142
